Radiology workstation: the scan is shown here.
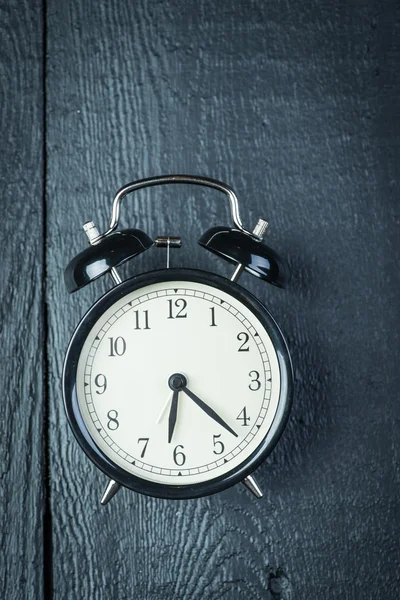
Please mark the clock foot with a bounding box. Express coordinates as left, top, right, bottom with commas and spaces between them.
242, 474, 263, 498
100, 479, 121, 505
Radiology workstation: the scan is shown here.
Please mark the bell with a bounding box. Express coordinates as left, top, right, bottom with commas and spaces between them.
64, 228, 153, 293
199, 227, 286, 287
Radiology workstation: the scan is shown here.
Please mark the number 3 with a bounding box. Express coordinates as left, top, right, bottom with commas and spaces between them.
248, 370, 261, 391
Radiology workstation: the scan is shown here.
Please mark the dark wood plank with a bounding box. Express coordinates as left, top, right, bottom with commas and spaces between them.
0, 0, 45, 598
46, 1, 400, 598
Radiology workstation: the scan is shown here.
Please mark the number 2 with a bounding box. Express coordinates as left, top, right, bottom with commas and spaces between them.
237, 332, 249, 351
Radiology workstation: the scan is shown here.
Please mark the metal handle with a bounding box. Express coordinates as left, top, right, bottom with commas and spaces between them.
92, 175, 255, 242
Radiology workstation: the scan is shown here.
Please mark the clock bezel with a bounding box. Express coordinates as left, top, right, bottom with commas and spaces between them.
63, 268, 293, 499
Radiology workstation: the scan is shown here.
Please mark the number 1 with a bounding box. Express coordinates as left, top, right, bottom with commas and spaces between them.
210, 307, 217, 326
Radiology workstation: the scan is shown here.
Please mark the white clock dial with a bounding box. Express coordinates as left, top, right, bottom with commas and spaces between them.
76, 279, 281, 485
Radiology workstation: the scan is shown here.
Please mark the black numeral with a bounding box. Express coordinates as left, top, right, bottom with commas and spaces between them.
137, 437, 149, 458
94, 374, 107, 394
133, 309, 150, 330
210, 307, 217, 326
107, 410, 119, 430
108, 337, 126, 356
236, 407, 250, 426
168, 299, 187, 319
249, 370, 261, 391
173, 444, 186, 466
237, 332, 250, 352
212, 434, 225, 455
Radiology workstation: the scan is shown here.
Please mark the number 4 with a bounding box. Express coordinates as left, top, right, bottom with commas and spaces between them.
236, 407, 250, 426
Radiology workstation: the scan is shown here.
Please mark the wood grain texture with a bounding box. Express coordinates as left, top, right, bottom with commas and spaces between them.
0, 0, 45, 598
45, 1, 400, 599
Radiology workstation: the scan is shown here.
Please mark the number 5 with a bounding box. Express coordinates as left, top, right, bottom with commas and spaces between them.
212, 434, 225, 455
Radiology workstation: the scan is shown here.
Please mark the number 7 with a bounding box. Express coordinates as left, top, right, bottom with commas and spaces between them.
137, 437, 149, 458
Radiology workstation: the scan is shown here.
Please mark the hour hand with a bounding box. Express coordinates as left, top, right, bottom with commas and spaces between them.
168, 390, 179, 443
182, 386, 238, 438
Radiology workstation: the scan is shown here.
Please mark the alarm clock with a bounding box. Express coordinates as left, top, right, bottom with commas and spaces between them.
62, 175, 293, 504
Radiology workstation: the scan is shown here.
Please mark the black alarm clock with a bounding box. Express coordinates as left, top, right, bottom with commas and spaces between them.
62, 175, 293, 504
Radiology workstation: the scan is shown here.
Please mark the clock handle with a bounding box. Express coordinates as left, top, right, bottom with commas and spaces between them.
89, 174, 258, 244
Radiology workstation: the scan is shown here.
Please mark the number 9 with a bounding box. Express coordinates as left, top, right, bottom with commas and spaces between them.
94, 374, 107, 394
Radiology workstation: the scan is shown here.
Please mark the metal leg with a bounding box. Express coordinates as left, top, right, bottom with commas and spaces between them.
100, 479, 121, 505
242, 474, 263, 498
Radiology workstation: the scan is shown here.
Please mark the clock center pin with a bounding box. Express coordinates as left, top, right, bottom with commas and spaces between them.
168, 373, 187, 391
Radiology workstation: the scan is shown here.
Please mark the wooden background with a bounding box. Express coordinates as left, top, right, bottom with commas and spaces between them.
1, 0, 399, 598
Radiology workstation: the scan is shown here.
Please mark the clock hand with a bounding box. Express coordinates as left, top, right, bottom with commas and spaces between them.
156, 391, 173, 424
182, 386, 238, 438
168, 390, 179, 443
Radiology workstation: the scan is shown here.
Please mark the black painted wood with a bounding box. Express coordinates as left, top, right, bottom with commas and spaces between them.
2, 0, 399, 598
0, 0, 45, 598
46, 1, 400, 599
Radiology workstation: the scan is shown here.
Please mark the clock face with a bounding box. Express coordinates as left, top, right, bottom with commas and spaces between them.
64, 270, 292, 497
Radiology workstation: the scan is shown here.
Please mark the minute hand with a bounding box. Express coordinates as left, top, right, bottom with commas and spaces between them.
182, 386, 238, 438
